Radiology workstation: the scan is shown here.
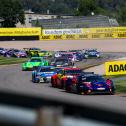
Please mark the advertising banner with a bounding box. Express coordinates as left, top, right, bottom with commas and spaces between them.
42, 28, 83, 35
0, 28, 41, 36
105, 61, 126, 75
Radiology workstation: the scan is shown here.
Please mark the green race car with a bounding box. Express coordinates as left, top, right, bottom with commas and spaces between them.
22, 57, 49, 71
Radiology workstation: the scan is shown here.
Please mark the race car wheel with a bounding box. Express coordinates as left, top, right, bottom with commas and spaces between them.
22, 68, 26, 71
33, 79, 39, 83
60, 80, 64, 89
110, 90, 115, 95
51, 78, 55, 87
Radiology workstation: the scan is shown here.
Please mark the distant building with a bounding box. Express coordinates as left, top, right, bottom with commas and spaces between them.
16, 10, 73, 27
31, 15, 119, 29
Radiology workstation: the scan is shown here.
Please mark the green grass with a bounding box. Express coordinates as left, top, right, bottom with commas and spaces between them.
104, 75, 126, 79
0, 56, 28, 65
115, 80, 126, 93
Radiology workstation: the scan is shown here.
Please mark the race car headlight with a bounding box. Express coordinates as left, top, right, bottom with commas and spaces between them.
64, 63, 68, 65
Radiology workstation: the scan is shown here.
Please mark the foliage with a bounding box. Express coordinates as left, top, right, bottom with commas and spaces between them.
0, 0, 25, 27
6, 0, 126, 25
35, 19, 41, 27
77, 0, 98, 16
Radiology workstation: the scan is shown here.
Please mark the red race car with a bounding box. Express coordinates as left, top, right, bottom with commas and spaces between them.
51, 67, 82, 89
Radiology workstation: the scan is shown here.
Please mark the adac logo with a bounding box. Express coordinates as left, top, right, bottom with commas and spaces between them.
105, 61, 126, 75
108, 64, 126, 72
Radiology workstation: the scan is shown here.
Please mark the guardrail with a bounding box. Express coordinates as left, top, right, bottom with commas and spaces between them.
0, 90, 126, 126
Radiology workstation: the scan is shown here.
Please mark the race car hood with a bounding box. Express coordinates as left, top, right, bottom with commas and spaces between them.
23, 62, 44, 67
37, 71, 57, 77
88, 52, 99, 55
91, 81, 107, 87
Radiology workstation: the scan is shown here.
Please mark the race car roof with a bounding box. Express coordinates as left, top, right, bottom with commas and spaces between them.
63, 67, 81, 70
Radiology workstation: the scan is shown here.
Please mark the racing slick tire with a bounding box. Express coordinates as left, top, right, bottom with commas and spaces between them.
51, 78, 56, 87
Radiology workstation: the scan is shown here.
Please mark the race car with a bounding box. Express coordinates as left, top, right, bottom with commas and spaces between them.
60, 52, 76, 62
54, 50, 67, 58
0, 47, 5, 55
4, 49, 26, 58
50, 57, 73, 67
65, 73, 115, 95
84, 49, 100, 58
38, 50, 52, 57
24, 47, 41, 57
51, 67, 82, 88
22, 57, 49, 71
32, 66, 60, 83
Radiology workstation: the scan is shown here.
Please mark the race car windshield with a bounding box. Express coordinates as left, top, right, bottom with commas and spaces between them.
65, 70, 82, 75
30, 59, 41, 62
14, 49, 20, 52
61, 54, 73, 58
85, 76, 105, 82
88, 50, 97, 53
55, 59, 68, 65
41, 51, 47, 53
40, 68, 55, 72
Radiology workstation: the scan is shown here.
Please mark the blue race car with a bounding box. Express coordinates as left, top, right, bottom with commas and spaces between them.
32, 66, 59, 83
65, 73, 115, 95
84, 49, 100, 58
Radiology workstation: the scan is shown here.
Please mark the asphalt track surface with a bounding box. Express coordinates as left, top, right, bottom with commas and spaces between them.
1, 39, 126, 52
1, 53, 126, 116
1, 39, 126, 120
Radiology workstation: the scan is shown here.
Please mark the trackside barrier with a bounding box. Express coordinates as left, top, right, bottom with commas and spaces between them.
40, 33, 114, 40
1, 27, 126, 40
40, 27, 126, 40
0, 91, 126, 125
105, 60, 126, 75
0, 28, 41, 36
0, 27, 41, 41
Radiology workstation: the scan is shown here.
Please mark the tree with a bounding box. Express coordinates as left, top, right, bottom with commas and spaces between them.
118, 5, 126, 25
0, 0, 25, 27
76, 0, 99, 16
35, 19, 41, 27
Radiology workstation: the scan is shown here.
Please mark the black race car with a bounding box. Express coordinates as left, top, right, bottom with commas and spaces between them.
50, 57, 74, 67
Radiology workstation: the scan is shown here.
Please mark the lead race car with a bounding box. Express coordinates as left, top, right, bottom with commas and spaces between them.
51, 67, 82, 88
65, 72, 115, 95
32, 66, 61, 83
22, 57, 49, 71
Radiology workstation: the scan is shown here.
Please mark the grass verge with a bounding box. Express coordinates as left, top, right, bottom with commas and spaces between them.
115, 80, 126, 93
0, 56, 28, 65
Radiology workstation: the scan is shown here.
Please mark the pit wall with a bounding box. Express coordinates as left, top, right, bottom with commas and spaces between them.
0, 27, 126, 41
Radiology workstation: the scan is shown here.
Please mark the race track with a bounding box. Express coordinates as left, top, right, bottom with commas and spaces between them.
1, 39, 126, 52
0, 62, 126, 115
1, 39, 126, 116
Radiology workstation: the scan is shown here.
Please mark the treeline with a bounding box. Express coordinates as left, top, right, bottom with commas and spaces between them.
20, 0, 126, 25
